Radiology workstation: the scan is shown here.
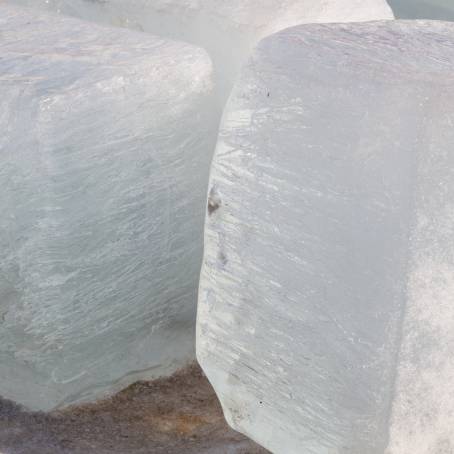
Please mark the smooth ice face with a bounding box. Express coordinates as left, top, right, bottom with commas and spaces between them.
0, 4, 216, 411
197, 21, 454, 454
388, 0, 454, 21
7, 0, 394, 98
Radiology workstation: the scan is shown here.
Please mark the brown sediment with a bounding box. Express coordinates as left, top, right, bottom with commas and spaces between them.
0, 363, 268, 454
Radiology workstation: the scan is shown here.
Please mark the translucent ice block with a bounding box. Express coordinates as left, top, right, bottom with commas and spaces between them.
0, 4, 216, 411
197, 20, 454, 454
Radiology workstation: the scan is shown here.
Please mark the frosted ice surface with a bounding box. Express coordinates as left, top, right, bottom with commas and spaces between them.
0, 4, 216, 411
197, 21, 454, 454
7, 0, 394, 97
388, 0, 454, 21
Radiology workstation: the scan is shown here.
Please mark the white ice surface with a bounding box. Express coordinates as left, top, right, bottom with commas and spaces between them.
197, 21, 454, 454
0, 4, 216, 411
386, 77, 454, 453
6, 0, 394, 98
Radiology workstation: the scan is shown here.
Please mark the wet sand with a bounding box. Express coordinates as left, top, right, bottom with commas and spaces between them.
0, 363, 268, 454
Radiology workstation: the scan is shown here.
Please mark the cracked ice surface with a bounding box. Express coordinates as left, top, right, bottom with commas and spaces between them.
6, 0, 394, 98
197, 21, 454, 454
0, 4, 216, 411
0, 0, 393, 414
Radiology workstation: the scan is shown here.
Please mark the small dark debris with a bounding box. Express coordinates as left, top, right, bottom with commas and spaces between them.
218, 252, 228, 266
207, 187, 221, 216
208, 199, 220, 215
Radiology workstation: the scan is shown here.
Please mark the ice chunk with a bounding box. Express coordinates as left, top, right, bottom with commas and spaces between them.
7, 0, 394, 97
388, 0, 454, 21
0, 4, 216, 411
197, 21, 454, 454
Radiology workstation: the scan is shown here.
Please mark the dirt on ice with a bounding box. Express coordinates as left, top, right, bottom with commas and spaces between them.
0, 363, 268, 454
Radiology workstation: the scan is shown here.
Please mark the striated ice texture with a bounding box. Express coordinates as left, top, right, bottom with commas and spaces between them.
0, 4, 216, 411
197, 21, 454, 454
0, 0, 393, 414
388, 0, 454, 21
6, 0, 394, 98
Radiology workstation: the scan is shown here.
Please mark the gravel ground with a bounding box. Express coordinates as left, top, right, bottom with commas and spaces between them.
0, 363, 268, 454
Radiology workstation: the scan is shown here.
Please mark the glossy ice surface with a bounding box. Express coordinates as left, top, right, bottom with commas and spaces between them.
0, 4, 216, 411
0, 0, 394, 413
197, 21, 454, 454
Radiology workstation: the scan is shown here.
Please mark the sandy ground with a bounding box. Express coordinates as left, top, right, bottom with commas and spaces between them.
0, 364, 268, 454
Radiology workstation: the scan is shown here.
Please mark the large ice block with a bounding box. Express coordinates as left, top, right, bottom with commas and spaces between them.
7, 0, 394, 97
0, 4, 216, 411
197, 21, 454, 454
